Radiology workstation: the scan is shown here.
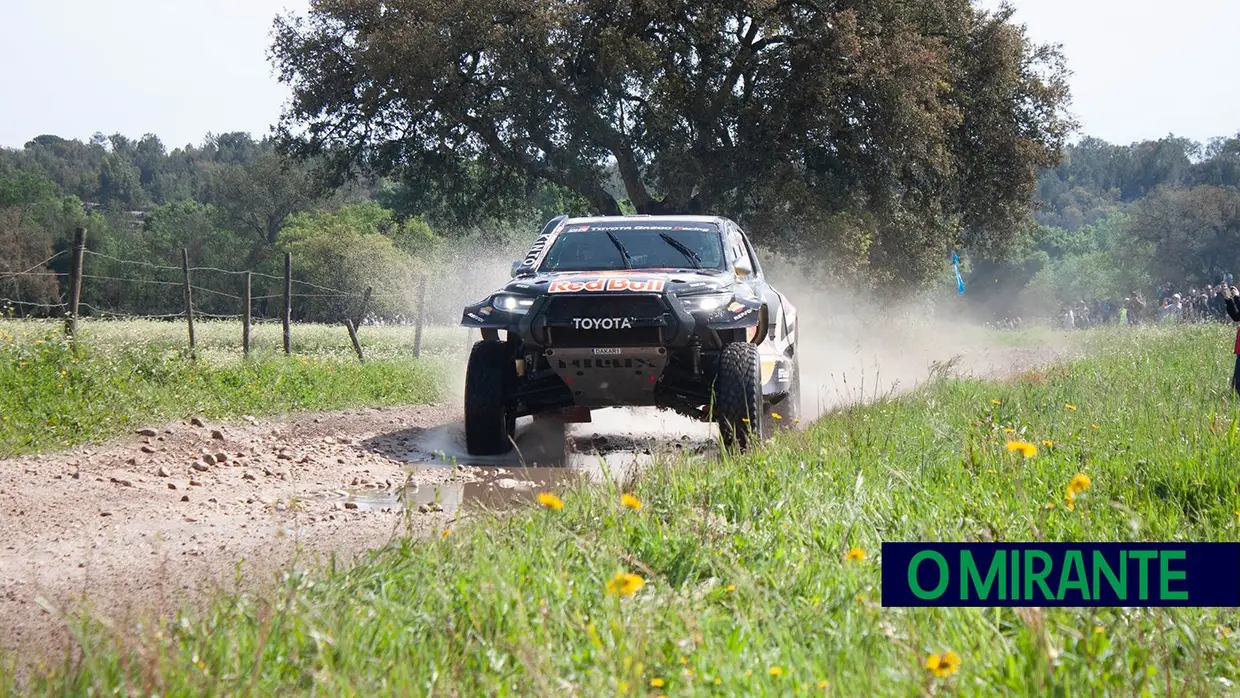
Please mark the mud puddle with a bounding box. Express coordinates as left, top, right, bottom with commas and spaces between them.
340, 408, 720, 513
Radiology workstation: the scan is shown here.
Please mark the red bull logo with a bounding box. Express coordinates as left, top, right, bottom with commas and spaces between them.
548, 278, 666, 293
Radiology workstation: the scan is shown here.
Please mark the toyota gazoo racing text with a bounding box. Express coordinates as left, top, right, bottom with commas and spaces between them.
460, 214, 800, 455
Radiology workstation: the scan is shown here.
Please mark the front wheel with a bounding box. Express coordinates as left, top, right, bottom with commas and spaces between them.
713, 342, 765, 451
464, 340, 514, 455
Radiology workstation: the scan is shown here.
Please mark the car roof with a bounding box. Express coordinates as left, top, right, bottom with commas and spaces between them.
560, 214, 732, 227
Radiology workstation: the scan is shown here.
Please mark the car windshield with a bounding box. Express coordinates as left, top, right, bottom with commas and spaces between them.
538, 222, 725, 272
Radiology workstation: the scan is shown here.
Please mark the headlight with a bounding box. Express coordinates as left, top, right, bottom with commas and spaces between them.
682, 292, 732, 312
494, 294, 535, 314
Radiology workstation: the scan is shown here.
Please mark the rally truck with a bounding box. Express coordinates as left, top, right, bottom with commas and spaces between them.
460, 214, 800, 455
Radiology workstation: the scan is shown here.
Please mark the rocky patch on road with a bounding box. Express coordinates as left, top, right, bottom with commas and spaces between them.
0, 403, 468, 667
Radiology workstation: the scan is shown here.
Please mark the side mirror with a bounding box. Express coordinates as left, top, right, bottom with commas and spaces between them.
510, 261, 522, 277
733, 257, 754, 277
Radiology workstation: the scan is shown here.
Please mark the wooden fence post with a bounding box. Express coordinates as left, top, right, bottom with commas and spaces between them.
64, 226, 86, 340
413, 275, 427, 358
243, 271, 252, 357
345, 318, 364, 361
181, 248, 196, 357
283, 252, 292, 355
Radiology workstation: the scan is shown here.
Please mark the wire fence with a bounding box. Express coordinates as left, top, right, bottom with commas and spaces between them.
0, 227, 457, 361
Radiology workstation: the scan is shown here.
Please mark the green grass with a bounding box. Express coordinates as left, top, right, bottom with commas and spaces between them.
13, 323, 1240, 696
0, 318, 456, 456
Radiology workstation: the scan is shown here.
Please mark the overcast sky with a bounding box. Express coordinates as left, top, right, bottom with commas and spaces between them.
1, 0, 1237, 150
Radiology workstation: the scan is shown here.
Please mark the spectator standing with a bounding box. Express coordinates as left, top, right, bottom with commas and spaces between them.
1225, 285, 1240, 396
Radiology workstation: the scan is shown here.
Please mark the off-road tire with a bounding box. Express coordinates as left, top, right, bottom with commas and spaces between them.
714, 342, 765, 451
465, 340, 514, 455
768, 356, 801, 429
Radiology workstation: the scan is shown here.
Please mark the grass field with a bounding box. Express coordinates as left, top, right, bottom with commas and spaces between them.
10, 323, 1240, 695
0, 318, 459, 457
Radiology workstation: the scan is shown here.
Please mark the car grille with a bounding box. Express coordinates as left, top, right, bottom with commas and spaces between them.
542, 294, 669, 347
544, 295, 667, 319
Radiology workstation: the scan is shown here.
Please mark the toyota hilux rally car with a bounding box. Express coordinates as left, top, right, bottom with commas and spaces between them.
460, 214, 800, 455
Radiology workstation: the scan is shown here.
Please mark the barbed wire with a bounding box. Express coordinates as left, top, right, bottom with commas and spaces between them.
0, 247, 445, 329
77, 303, 184, 320
83, 274, 183, 286
188, 265, 285, 283
0, 297, 66, 310
0, 251, 68, 280
81, 249, 182, 272
190, 285, 243, 301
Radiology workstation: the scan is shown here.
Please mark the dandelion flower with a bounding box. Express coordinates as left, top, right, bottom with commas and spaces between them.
925, 650, 961, 678
441, 529, 451, 538
771, 412, 782, 420
818, 680, 830, 689
1068, 473, 1092, 494
606, 571, 645, 597
1091, 423, 1099, 430
536, 492, 563, 510
1041, 440, 1053, 447
845, 547, 866, 562
1005, 441, 1037, 458
1003, 427, 1015, 434
650, 677, 664, 688
991, 400, 1002, 405
1065, 403, 1077, 411
621, 493, 642, 510
768, 666, 784, 676
726, 584, 736, 592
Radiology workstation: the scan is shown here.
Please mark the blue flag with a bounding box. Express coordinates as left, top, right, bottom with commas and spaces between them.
952, 252, 965, 294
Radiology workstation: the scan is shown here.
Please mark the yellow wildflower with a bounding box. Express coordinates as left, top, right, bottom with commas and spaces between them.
1003, 427, 1015, 434
606, 572, 645, 597
1068, 473, 1092, 495
925, 650, 961, 677
818, 680, 830, 689
991, 400, 1002, 405
726, 584, 736, 592
536, 492, 563, 510
768, 666, 783, 676
621, 493, 642, 510
1005, 441, 1037, 458
845, 547, 866, 562
441, 529, 451, 538
771, 412, 782, 420
650, 677, 665, 688
1065, 403, 1077, 411
1041, 440, 1053, 447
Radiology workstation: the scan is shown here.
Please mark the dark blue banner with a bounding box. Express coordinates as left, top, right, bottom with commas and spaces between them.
881, 542, 1240, 607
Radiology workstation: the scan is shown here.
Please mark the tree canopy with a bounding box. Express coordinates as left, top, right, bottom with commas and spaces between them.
270, 0, 1074, 285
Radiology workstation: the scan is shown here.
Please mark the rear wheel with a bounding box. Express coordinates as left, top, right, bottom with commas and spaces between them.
464, 340, 514, 455
767, 356, 801, 429
713, 342, 765, 451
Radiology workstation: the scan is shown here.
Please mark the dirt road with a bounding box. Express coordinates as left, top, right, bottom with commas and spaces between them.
0, 338, 1070, 668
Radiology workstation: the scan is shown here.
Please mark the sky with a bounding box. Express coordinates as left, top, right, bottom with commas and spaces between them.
0, 0, 1237, 150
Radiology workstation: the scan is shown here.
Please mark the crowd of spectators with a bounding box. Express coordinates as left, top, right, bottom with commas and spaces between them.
984, 278, 1240, 331
1057, 279, 1240, 329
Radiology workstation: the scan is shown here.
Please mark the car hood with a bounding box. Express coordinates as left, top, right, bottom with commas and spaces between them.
501, 269, 739, 297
